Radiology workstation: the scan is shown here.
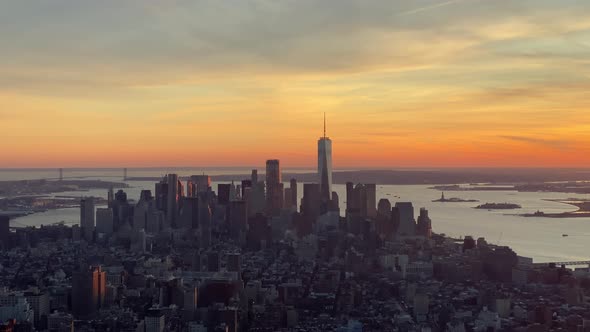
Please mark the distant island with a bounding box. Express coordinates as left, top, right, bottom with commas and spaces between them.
432, 193, 479, 203
475, 203, 522, 210
519, 199, 590, 218
430, 182, 590, 195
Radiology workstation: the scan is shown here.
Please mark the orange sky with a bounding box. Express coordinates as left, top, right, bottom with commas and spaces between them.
1, 1, 590, 168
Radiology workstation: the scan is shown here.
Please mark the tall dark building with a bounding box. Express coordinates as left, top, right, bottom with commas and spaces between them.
345, 183, 376, 219
395, 202, 416, 236
241, 180, 252, 198
180, 197, 200, 229
345, 183, 367, 218
376, 199, 392, 238
155, 180, 169, 212
218, 184, 231, 205
71, 266, 106, 319
228, 200, 248, 243
166, 174, 183, 228
365, 184, 377, 217
80, 198, 95, 242
0, 216, 10, 249
301, 183, 321, 231
265, 160, 283, 216
251, 169, 258, 184
416, 208, 432, 238
198, 195, 212, 248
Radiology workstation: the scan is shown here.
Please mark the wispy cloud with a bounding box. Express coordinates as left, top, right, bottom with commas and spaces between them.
499, 135, 572, 149
398, 0, 470, 16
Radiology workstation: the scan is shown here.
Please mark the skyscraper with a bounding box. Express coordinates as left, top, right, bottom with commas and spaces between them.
80, 198, 95, 242
190, 175, 211, 195
0, 216, 9, 250
318, 113, 333, 202
166, 174, 182, 228
71, 266, 106, 319
395, 202, 416, 236
265, 159, 283, 216
290, 178, 298, 210
417, 208, 432, 238
95, 208, 114, 235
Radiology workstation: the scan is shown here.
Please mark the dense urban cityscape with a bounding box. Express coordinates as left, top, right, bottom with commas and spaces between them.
0, 122, 588, 332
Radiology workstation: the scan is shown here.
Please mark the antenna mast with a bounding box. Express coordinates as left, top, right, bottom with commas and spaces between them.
323, 112, 326, 138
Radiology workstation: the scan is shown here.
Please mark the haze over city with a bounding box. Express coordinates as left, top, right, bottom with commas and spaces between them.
2, 0, 590, 168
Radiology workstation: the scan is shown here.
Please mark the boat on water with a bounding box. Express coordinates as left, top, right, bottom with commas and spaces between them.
562, 234, 569, 237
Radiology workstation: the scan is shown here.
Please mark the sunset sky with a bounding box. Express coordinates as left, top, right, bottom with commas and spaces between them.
1, 0, 590, 168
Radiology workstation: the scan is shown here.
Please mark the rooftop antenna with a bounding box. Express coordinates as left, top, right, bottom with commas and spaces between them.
323, 112, 326, 138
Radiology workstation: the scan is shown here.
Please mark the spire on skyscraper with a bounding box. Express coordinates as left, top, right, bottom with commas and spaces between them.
323, 112, 326, 138
318, 113, 333, 204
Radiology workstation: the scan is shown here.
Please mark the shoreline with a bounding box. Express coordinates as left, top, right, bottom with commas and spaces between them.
517, 199, 590, 218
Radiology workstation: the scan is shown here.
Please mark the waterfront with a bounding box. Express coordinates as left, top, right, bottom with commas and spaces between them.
4, 168, 589, 263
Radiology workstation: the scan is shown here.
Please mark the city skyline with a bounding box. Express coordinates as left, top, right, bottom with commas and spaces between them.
2, 0, 590, 168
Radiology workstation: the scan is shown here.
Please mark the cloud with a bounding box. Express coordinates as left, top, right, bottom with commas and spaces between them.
398, 0, 470, 16
0, 0, 589, 100
499, 135, 572, 149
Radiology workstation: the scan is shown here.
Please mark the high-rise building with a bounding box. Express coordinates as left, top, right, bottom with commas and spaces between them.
284, 188, 294, 210
318, 113, 333, 202
134, 190, 155, 231
198, 195, 212, 248
301, 183, 321, 220
395, 202, 416, 236
241, 180, 252, 198
416, 208, 432, 238
266, 160, 283, 216
345, 183, 367, 218
190, 175, 211, 195
299, 183, 321, 236
251, 169, 258, 184
228, 200, 248, 243
80, 198, 95, 242
166, 174, 182, 228
376, 199, 392, 238
0, 216, 10, 250
107, 187, 114, 206
186, 180, 196, 198
155, 180, 169, 212
180, 197, 200, 229
95, 208, 114, 235
218, 183, 231, 205
365, 184, 377, 217
247, 181, 266, 217
111, 189, 131, 231
71, 266, 106, 319
290, 178, 298, 209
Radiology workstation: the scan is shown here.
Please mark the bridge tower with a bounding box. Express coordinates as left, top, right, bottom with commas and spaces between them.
123, 168, 128, 181
59, 168, 63, 181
